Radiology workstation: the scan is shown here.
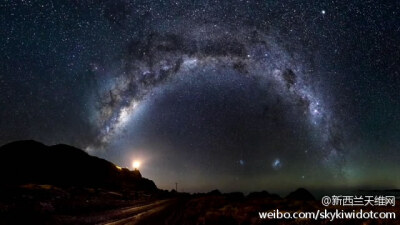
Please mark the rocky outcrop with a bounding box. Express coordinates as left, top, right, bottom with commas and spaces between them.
0, 140, 157, 192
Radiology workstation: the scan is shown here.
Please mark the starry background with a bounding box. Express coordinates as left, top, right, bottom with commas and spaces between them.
1, 0, 399, 194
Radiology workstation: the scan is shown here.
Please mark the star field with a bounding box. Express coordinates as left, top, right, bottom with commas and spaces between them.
1, 0, 399, 193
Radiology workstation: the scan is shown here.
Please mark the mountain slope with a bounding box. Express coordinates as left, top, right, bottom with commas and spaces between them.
0, 140, 157, 191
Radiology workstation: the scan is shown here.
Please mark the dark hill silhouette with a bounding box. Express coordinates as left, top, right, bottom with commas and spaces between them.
207, 189, 222, 196
223, 192, 245, 201
247, 190, 281, 200
0, 140, 157, 191
285, 188, 315, 201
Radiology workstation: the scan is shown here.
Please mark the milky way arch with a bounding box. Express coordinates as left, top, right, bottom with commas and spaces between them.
88, 21, 344, 172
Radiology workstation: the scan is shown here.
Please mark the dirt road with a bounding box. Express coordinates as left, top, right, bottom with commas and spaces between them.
100, 198, 187, 225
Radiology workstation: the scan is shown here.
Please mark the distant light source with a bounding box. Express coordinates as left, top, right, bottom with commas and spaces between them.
115, 165, 122, 170
132, 160, 141, 169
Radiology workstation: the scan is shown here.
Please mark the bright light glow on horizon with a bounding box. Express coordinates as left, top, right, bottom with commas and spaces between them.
132, 160, 141, 169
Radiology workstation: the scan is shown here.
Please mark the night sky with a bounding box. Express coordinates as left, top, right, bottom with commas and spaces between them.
1, 0, 399, 194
